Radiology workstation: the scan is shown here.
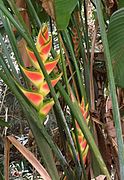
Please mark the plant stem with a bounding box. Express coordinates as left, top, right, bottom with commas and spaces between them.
63, 29, 85, 99
78, 1, 90, 102
25, 0, 42, 28
57, 82, 111, 179
71, 14, 89, 104
83, 0, 90, 61
0, 65, 73, 179
96, 1, 124, 179
0, 34, 19, 80
59, 34, 70, 94
0, 2, 82, 177
73, 118, 88, 180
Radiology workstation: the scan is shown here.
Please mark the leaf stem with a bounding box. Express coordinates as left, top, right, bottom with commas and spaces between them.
57, 82, 111, 179
0, 2, 82, 177
96, 1, 124, 179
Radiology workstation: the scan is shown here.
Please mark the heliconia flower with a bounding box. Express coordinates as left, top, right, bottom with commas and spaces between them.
20, 66, 44, 88
45, 55, 60, 74
70, 93, 89, 164
80, 101, 89, 124
26, 46, 59, 73
39, 37, 52, 62
19, 24, 61, 122
21, 88, 43, 107
82, 144, 89, 164
39, 73, 62, 96
75, 98, 89, 164
36, 24, 52, 62
36, 25, 49, 49
26, 47, 40, 69
39, 99, 54, 116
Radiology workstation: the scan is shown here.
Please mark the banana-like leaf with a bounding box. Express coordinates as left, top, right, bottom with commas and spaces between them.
118, 0, 124, 8
108, 8, 124, 87
54, 0, 78, 30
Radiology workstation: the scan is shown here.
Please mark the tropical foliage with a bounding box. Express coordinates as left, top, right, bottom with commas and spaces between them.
0, 0, 124, 179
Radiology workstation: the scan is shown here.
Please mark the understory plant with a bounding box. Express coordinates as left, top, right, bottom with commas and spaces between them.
0, 0, 124, 179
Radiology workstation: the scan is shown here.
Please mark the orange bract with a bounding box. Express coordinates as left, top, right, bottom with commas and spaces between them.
19, 24, 62, 118
71, 97, 89, 164
21, 88, 43, 107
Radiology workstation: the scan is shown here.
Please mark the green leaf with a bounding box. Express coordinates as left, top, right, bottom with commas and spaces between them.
54, 0, 78, 30
0, 119, 9, 127
0, 2, 73, 178
0, 170, 4, 180
118, 0, 124, 8
108, 8, 124, 87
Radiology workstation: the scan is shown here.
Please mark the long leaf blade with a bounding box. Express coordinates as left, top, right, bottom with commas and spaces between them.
54, 0, 78, 30
7, 136, 51, 180
108, 8, 124, 88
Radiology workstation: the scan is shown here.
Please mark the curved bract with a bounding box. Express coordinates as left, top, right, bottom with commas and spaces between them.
74, 98, 90, 164
19, 24, 62, 118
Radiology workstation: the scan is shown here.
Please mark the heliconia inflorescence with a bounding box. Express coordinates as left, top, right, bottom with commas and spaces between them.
19, 24, 62, 118
76, 98, 89, 164
71, 93, 90, 164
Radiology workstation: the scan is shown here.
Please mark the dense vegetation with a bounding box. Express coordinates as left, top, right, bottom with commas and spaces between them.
0, 0, 124, 179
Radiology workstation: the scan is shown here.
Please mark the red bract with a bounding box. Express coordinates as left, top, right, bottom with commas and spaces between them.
20, 66, 44, 88
36, 24, 52, 62
21, 88, 43, 107
36, 25, 49, 48
39, 74, 62, 96
39, 99, 54, 116
71, 95, 89, 164
76, 98, 89, 164
26, 47, 40, 69
45, 55, 60, 74
40, 38, 52, 62
19, 24, 62, 120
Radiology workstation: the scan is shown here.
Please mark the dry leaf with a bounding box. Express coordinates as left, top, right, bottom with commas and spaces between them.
4, 137, 10, 180
91, 175, 106, 180
105, 0, 118, 15
17, 38, 31, 67
7, 135, 51, 180
15, 0, 31, 67
105, 97, 116, 139
40, 0, 55, 19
